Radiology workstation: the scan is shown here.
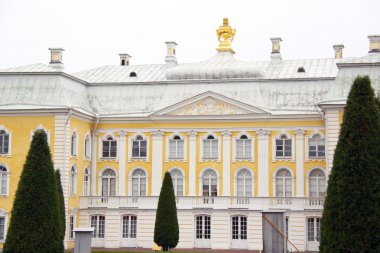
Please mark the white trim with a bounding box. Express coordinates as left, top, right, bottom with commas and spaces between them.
232, 132, 254, 162
306, 167, 327, 197
69, 164, 78, 197
68, 212, 76, 240
295, 129, 305, 197
84, 131, 91, 160
83, 167, 91, 196
0, 208, 9, 243
272, 131, 295, 162
70, 128, 78, 158
256, 129, 270, 197
128, 167, 149, 196
305, 131, 326, 162
31, 124, 50, 145
0, 163, 10, 197
0, 125, 11, 157
198, 167, 220, 197
168, 167, 186, 196
98, 132, 118, 161
233, 167, 254, 197
222, 130, 231, 196
151, 130, 164, 196
165, 132, 187, 162
98, 167, 118, 196
118, 130, 127, 196
128, 132, 149, 162
199, 133, 221, 162
272, 166, 295, 197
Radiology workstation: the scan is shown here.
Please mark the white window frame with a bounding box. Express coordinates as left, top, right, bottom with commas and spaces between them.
98, 168, 117, 196
71, 130, 78, 157
121, 214, 137, 239
234, 168, 254, 197
131, 135, 148, 159
306, 217, 321, 242
128, 168, 148, 196
90, 215, 105, 239
166, 134, 187, 161
0, 164, 10, 196
99, 134, 118, 160
0, 208, 8, 243
69, 165, 77, 196
84, 133, 91, 160
233, 133, 254, 162
306, 168, 326, 198
69, 214, 75, 240
199, 168, 220, 197
128, 133, 149, 162
0, 126, 11, 157
83, 168, 90, 196
231, 215, 248, 240
272, 132, 295, 162
306, 132, 326, 161
31, 125, 50, 146
200, 134, 221, 162
169, 167, 185, 196
273, 167, 295, 197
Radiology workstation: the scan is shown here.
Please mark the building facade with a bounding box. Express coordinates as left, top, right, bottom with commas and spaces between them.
0, 19, 380, 251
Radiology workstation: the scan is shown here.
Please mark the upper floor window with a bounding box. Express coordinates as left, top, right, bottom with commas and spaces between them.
102, 136, 117, 158
0, 165, 9, 195
132, 169, 147, 196
275, 168, 292, 197
309, 169, 326, 197
101, 169, 116, 196
308, 134, 325, 158
71, 132, 77, 156
203, 135, 218, 159
91, 215, 105, 238
236, 168, 253, 197
132, 135, 147, 158
202, 169, 218, 197
276, 134, 292, 158
83, 168, 90, 196
0, 130, 10, 155
169, 135, 184, 159
84, 135, 91, 159
70, 166, 77, 196
236, 135, 252, 159
170, 168, 184, 196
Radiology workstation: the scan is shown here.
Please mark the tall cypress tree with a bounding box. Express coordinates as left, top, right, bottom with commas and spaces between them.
3, 130, 64, 253
55, 169, 66, 243
154, 172, 179, 251
320, 76, 380, 253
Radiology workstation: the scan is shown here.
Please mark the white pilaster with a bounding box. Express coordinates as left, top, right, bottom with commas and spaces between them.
118, 130, 127, 196
325, 109, 340, 175
151, 130, 164, 196
256, 129, 270, 197
295, 129, 305, 197
91, 130, 98, 195
187, 130, 198, 196
221, 130, 231, 196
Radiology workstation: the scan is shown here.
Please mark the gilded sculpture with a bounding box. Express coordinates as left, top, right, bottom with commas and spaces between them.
216, 18, 236, 53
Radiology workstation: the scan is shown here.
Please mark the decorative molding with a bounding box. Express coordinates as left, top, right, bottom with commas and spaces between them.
256, 129, 271, 138
187, 130, 198, 137
151, 130, 164, 138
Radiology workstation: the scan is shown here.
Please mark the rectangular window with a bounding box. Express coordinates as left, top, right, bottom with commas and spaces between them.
122, 215, 137, 238
203, 139, 218, 159
69, 215, 75, 239
276, 138, 292, 158
132, 140, 147, 158
85, 138, 90, 158
307, 217, 320, 242
309, 138, 325, 158
102, 140, 117, 158
236, 139, 252, 159
169, 139, 184, 159
0, 173, 7, 195
0, 217, 4, 240
91, 215, 105, 238
0, 134, 9, 154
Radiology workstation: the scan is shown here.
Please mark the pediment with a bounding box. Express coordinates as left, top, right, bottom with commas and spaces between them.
153, 91, 267, 116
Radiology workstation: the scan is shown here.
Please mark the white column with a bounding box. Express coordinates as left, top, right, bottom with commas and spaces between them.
325, 109, 340, 176
295, 129, 305, 197
151, 130, 164, 196
91, 130, 98, 195
221, 130, 231, 196
118, 130, 127, 196
187, 130, 198, 196
256, 129, 270, 197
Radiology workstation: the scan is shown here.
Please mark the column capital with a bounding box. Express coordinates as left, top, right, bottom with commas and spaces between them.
295, 129, 306, 138
152, 130, 164, 138
221, 130, 232, 137
118, 130, 127, 138
256, 129, 271, 138
187, 130, 198, 137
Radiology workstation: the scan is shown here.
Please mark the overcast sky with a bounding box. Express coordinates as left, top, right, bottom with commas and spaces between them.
1, 0, 380, 73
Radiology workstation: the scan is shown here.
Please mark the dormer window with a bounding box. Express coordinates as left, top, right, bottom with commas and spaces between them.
132, 135, 147, 158
297, 67, 305, 73
130, 72, 137, 77
169, 135, 184, 159
276, 134, 292, 158
203, 135, 218, 159
102, 136, 117, 158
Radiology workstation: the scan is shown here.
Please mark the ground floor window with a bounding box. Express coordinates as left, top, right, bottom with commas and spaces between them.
231, 216, 247, 240
0, 217, 4, 240
122, 215, 137, 238
307, 217, 320, 242
285, 216, 289, 238
91, 215, 105, 238
196, 215, 211, 239
69, 215, 75, 239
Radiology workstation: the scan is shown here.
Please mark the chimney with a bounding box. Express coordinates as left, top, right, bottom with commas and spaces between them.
49, 48, 64, 70
368, 35, 380, 54
165, 41, 178, 66
270, 37, 282, 61
333, 44, 344, 59
119, 53, 131, 66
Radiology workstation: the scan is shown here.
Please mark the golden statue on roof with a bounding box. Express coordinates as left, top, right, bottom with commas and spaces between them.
216, 18, 236, 53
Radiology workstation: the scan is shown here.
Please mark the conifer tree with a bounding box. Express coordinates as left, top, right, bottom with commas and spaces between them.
3, 130, 64, 253
320, 76, 380, 253
55, 169, 66, 243
154, 172, 179, 251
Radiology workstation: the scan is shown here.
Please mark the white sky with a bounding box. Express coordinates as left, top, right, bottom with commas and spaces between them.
0, 0, 380, 73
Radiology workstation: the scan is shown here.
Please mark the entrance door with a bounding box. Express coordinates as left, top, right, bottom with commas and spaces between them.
306, 217, 320, 251
121, 215, 137, 247
231, 216, 248, 249
194, 215, 211, 248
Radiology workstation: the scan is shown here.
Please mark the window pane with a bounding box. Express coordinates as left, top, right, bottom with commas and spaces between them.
308, 218, 315, 241
0, 217, 4, 240
1, 174, 7, 195
140, 178, 146, 196
98, 216, 105, 238
130, 216, 137, 238
91, 216, 97, 238
211, 140, 218, 158
132, 178, 138, 196
102, 141, 110, 157
241, 216, 247, 239
203, 140, 210, 158
123, 216, 129, 238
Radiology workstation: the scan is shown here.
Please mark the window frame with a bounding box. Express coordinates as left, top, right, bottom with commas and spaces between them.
273, 167, 294, 197
169, 168, 185, 196
306, 133, 326, 161
272, 132, 295, 162
0, 127, 11, 156
307, 168, 326, 198
91, 215, 105, 239
69, 214, 75, 240
234, 168, 254, 197
101, 135, 117, 159
167, 135, 185, 160
121, 215, 137, 239
83, 168, 90, 196
200, 134, 220, 161
128, 134, 149, 162
129, 168, 148, 197
0, 209, 8, 243
69, 166, 77, 196
99, 168, 117, 197
233, 134, 254, 161
199, 168, 219, 197
131, 135, 148, 159
0, 165, 9, 196
84, 134, 91, 160
71, 131, 78, 157
306, 217, 321, 242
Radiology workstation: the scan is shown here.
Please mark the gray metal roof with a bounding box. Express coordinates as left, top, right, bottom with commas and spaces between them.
0, 63, 62, 73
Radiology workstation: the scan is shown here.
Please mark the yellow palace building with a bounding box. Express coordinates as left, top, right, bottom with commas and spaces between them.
0, 19, 380, 251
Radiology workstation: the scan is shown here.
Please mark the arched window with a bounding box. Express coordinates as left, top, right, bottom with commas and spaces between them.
170, 169, 184, 196
0, 130, 9, 155
102, 136, 117, 158
236, 135, 252, 159
70, 166, 77, 196
275, 168, 292, 197
236, 169, 253, 197
169, 135, 184, 159
132, 169, 147, 196
309, 169, 326, 197
203, 135, 218, 159
202, 169, 218, 197
308, 134, 325, 158
84, 135, 91, 159
129, 72, 137, 77
276, 134, 292, 158
132, 135, 147, 158
0, 165, 8, 195
297, 67, 305, 73
101, 169, 116, 196
71, 132, 77, 156
83, 168, 90, 196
